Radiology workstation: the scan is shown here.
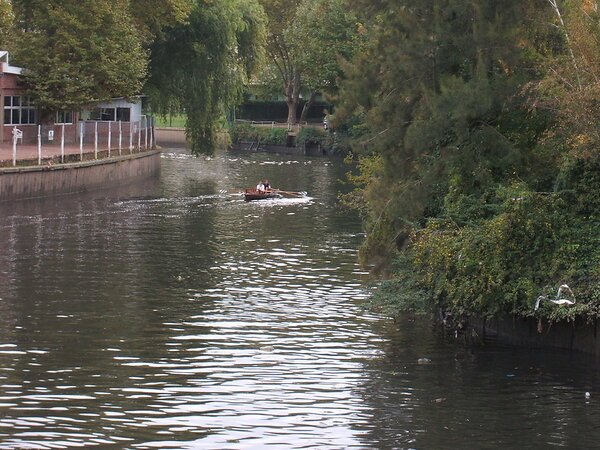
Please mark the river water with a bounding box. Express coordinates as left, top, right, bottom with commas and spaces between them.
1, 149, 600, 449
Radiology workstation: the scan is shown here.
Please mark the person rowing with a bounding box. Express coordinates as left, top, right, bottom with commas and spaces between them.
257, 179, 271, 193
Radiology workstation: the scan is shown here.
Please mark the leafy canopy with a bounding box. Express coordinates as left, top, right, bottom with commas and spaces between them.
340, 0, 600, 321
146, 0, 267, 154
12, 0, 149, 112
0, 0, 13, 46
287, 0, 363, 97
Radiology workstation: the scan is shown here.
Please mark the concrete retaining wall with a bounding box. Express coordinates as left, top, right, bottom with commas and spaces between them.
156, 128, 186, 147
469, 315, 600, 355
231, 141, 327, 156
0, 150, 160, 202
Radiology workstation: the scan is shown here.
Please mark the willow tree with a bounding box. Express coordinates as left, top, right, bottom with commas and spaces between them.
146, 0, 266, 154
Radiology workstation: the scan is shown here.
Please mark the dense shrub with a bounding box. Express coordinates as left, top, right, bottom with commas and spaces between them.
230, 123, 261, 143
370, 175, 600, 322
230, 123, 352, 154
263, 128, 288, 145
230, 123, 287, 145
297, 127, 351, 155
297, 127, 327, 147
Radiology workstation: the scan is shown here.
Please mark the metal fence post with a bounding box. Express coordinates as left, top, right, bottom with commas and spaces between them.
137, 121, 141, 151
12, 126, 17, 167
118, 120, 122, 155
107, 121, 111, 157
37, 125, 42, 165
144, 116, 148, 150
129, 121, 133, 153
79, 121, 84, 161
94, 121, 98, 159
61, 123, 65, 163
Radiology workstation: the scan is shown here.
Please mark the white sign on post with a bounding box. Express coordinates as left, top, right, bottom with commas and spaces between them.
48, 130, 54, 141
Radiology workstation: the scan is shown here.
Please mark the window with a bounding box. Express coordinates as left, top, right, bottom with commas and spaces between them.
88, 106, 132, 122
101, 108, 116, 121
56, 110, 73, 124
116, 107, 130, 122
3, 95, 36, 125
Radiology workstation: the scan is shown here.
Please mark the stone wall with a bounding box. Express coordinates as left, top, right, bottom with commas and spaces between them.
0, 150, 160, 202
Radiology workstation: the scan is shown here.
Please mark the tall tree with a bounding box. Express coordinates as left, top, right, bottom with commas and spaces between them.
146, 0, 266, 154
337, 0, 536, 269
12, 0, 147, 113
258, 0, 303, 124
0, 0, 14, 47
129, 0, 193, 40
534, 0, 600, 155
287, 0, 363, 122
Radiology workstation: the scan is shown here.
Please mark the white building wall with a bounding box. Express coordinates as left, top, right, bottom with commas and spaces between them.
82, 97, 143, 122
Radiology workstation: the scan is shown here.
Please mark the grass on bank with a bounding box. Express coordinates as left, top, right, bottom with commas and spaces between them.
155, 114, 186, 128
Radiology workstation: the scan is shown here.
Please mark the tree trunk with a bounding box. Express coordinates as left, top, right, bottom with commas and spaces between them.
287, 100, 297, 124
284, 71, 301, 125
299, 91, 318, 124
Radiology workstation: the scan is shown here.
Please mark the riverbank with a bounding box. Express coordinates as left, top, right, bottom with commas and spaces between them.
230, 141, 326, 156
0, 149, 160, 201
465, 314, 600, 355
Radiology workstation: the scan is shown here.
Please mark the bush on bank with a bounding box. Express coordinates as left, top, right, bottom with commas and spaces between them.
230, 122, 351, 154
230, 123, 288, 145
367, 159, 600, 323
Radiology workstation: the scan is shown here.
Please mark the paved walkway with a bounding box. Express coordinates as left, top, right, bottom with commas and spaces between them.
0, 142, 151, 167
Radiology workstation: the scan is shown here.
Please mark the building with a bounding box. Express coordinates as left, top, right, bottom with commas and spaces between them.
0, 50, 29, 144
1, 50, 149, 146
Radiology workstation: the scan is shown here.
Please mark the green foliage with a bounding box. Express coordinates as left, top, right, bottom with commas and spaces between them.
230, 123, 287, 145
337, 0, 600, 323
231, 123, 261, 143
296, 126, 327, 146
0, 0, 14, 46
263, 127, 288, 145
257, 0, 362, 123
13, 0, 147, 112
296, 126, 350, 155
147, 0, 267, 154
287, 0, 363, 96
382, 179, 600, 321
155, 114, 187, 128
129, 0, 193, 40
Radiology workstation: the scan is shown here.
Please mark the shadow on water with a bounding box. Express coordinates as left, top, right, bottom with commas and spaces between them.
355, 315, 600, 448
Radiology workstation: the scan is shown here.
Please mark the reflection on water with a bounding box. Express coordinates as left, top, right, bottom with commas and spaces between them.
1, 149, 600, 448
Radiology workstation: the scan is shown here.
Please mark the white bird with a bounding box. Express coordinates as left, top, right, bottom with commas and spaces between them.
534, 284, 576, 310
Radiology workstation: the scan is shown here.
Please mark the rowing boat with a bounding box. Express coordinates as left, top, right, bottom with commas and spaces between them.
244, 188, 281, 201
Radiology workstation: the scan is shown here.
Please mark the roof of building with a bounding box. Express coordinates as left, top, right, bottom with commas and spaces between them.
0, 51, 24, 75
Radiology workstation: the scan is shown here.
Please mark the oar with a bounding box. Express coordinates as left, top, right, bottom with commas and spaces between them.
273, 190, 306, 197
219, 189, 245, 194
